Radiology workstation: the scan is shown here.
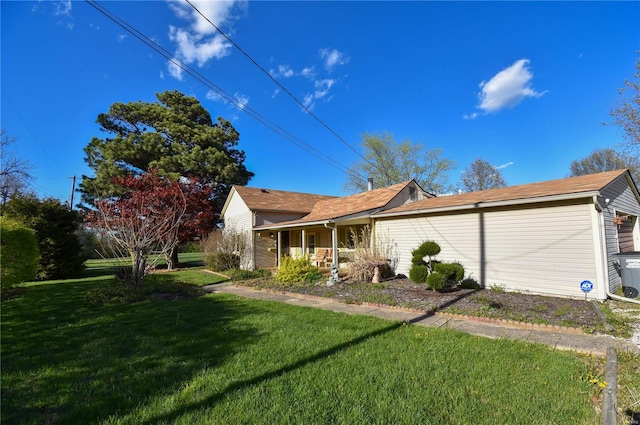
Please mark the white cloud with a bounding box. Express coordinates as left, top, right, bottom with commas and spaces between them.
302, 79, 337, 110
54, 0, 72, 17
166, 0, 245, 80
300, 67, 316, 79
314, 79, 336, 98
205, 90, 249, 111
234, 92, 249, 110
270, 64, 295, 78
476, 59, 547, 114
319, 48, 349, 72
302, 93, 315, 110
116, 34, 128, 42
495, 161, 514, 170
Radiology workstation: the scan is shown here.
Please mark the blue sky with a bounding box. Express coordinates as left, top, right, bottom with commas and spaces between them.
2, 1, 638, 203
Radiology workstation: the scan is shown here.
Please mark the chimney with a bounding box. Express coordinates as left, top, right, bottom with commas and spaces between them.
367, 177, 373, 191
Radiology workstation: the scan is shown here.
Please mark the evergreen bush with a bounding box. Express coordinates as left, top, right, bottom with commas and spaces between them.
409, 265, 429, 284
434, 262, 465, 283
427, 271, 446, 291
411, 240, 441, 272
0, 218, 40, 290
459, 277, 481, 289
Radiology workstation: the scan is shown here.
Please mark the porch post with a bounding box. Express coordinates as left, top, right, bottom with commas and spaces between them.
277, 231, 282, 269
301, 229, 306, 257
332, 227, 338, 266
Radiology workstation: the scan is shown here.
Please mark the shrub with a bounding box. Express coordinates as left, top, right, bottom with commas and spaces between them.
0, 217, 40, 290
427, 271, 446, 291
275, 255, 322, 286
227, 268, 272, 281
418, 241, 441, 258
411, 254, 427, 267
346, 226, 396, 282
206, 252, 240, 272
409, 265, 429, 284
434, 262, 465, 283
459, 277, 481, 290
411, 240, 441, 272
4, 196, 85, 280
202, 227, 251, 271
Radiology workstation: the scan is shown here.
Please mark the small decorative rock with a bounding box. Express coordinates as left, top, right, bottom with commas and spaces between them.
372, 266, 380, 283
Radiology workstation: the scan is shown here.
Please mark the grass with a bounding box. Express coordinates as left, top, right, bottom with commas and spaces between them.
2, 272, 611, 425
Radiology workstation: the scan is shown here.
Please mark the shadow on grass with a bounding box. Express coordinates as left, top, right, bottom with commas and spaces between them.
139, 289, 481, 425
1, 280, 262, 425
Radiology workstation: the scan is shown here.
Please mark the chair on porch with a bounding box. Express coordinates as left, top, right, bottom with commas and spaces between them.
312, 248, 333, 268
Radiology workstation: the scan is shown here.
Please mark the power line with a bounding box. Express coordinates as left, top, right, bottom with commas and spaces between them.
1, 88, 68, 175
84, 0, 355, 177
185, 0, 371, 166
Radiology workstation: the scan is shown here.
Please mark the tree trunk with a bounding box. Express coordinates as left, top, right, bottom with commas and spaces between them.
166, 246, 180, 270
131, 249, 147, 287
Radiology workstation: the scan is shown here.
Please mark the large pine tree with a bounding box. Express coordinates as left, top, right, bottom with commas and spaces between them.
81, 90, 254, 267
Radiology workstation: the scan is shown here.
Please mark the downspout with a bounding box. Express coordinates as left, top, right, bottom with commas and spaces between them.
596, 195, 640, 305
324, 221, 338, 266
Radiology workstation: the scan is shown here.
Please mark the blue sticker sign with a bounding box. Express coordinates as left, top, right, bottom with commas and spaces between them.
580, 280, 594, 293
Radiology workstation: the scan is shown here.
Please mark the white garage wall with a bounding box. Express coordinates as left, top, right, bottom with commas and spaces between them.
375, 202, 600, 298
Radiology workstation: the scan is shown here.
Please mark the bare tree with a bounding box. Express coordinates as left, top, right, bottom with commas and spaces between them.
0, 130, 33, 206
460, 159, 507, 192
569, 148, 640, 183
201, 226, 252, 271
610, 54, 640, 154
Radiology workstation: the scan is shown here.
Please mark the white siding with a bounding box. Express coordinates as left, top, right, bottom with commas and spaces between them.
222, 192, 255, 268
223, 192, 253, 233
375, 202, 600, 299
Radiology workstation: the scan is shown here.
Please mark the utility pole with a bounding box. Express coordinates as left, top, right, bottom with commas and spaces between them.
69, 175, 76, 210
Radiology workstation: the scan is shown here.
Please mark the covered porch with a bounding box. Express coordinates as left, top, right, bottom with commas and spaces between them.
257, 220, 370, 270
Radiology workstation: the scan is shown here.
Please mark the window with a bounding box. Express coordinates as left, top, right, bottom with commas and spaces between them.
616, 212, 637, 253
409, 186, 417, 201
307, 233, 316, 254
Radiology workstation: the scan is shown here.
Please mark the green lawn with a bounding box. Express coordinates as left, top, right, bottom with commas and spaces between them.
84, 252, 205, 277
1, 270, 606, 425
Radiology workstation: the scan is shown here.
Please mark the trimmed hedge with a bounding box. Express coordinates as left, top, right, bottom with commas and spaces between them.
0, 218, 39, 289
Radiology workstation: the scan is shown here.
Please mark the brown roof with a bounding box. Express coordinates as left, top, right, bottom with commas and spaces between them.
232, 186, 337, 213
375, 169, 631, 216
257, 180, 414, 227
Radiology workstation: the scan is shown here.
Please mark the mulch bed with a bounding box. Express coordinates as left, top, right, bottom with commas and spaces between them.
242, 277, 605, 331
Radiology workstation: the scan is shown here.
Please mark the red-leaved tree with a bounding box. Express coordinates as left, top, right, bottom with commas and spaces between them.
166, 176, 215, 269
86, 171, 186, 286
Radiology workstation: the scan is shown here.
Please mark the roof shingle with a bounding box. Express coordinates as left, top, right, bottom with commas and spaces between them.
375, 169, 631, 216
232, 186, 336, 213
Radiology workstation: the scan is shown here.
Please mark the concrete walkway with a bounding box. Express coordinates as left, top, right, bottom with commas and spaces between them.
205, 282, 640, 357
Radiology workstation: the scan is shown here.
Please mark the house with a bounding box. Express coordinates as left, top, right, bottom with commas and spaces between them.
220, 186, 337, 269
221, 169, 640, 300
221, 180, 430, 268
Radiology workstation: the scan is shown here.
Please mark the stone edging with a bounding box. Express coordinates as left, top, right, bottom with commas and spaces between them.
234, 284, 586, 335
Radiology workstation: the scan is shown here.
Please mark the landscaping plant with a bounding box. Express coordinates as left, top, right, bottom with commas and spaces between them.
202, 226, 251, 272
346, 226, 395, 282
409, 240, 441, 283
275, 255, 323, 285
0, 217, 39, 291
